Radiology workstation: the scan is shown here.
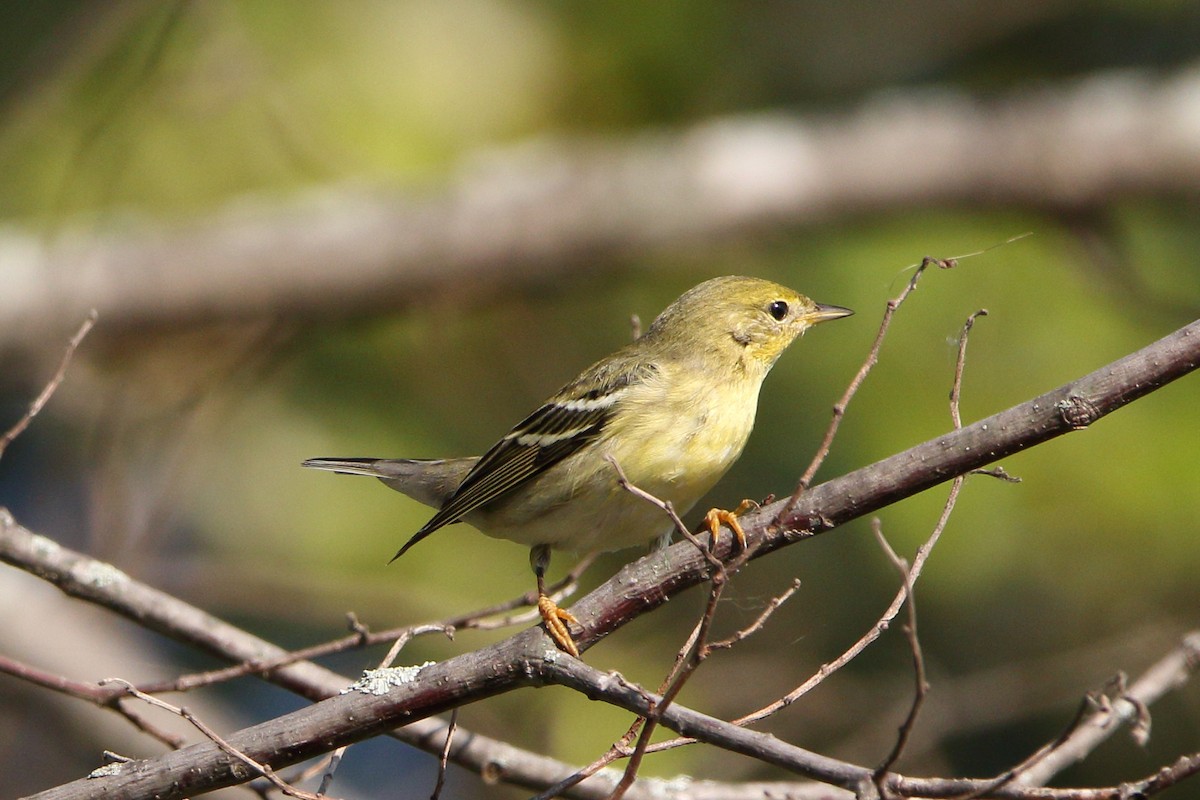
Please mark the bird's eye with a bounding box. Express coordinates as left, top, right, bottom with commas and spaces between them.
767, 300, 789, 321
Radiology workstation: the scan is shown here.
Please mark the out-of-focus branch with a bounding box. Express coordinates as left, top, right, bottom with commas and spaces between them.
5, 67, 1200, 342
1015, 632, 1200, 788
0, 310, 95, 460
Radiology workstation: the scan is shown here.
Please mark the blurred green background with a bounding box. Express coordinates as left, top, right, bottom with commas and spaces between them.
1, 2, 1198, 799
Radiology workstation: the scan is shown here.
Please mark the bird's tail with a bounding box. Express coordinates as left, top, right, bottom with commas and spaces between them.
302, 456, 477, 511
301, 457, 403, 478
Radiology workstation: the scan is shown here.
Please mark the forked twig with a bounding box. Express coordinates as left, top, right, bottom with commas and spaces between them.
1007, 632, 1200, 791
99, 679, 333, 800
872, 520, 928, 785
775, 234, 1028, 527
648, 306, 993, 757
127, 554, 595, 697
874, 308, 985, 783
574, 457, 802, 799
602, 459, 731, 799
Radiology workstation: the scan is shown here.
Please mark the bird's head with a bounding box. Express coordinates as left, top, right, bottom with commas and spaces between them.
646, 275, 853, 375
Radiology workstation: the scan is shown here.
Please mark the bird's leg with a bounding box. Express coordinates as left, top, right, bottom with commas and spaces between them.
703, 498, 758, 552
530, 544, 580, 657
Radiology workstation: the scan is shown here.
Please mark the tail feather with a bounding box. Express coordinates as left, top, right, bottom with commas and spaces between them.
301, 457, 398, 477
303, 455, 478, 513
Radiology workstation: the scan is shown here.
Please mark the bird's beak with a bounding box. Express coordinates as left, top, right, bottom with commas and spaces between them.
806, 303, 854, 324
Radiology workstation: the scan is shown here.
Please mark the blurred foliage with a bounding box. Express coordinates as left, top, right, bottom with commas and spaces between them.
1, 2, 1199, 799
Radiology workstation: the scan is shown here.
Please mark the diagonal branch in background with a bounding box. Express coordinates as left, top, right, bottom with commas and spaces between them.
4, 315, 1198, 798
5, 68, 1200, 342
0, 310, 97, 461
1014, 632, 1200, 788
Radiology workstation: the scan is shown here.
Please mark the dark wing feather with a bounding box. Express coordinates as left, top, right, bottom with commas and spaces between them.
391, 403, 608, 559
392, 358, 656, 559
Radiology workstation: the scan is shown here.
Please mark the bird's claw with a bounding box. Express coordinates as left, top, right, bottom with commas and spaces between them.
538, 594, 580, 657
703, 498, 758, 552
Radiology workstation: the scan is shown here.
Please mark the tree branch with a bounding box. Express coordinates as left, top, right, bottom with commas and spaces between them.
0, 310, 96, 460
1014, 632, 1200, 787
4, 317, 1197, 799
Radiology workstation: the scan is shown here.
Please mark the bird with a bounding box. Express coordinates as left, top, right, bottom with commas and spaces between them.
304, 275, 852, 657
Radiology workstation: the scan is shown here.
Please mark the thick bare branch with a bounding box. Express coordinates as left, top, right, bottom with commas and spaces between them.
0, 513, 630, 799
4, 318, 1197, 799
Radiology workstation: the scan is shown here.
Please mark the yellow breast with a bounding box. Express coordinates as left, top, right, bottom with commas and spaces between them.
600, 364, 760, 515
471, 364, 763, 552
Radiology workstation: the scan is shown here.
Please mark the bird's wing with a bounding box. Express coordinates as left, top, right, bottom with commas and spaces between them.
393, 357, 656, 558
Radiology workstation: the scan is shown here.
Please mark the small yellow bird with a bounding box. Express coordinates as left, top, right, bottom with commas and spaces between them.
304, 276, 851, 656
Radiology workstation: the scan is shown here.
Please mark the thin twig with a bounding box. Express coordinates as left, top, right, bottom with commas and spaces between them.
101, 679, 333, 800
738, 475, 962, 732
657, 307, 991, 747
773, 257, 932, 526
950, 310, 989, 429
949, 693, 1106, 800
874, 308, 986, 780
603, 458, 733, 799
1125, 751, 1200, 798
130, 555, 595, 696
112, 698, 189, 750
607, 576, 726, 800
528, 735, 630, 800
969, 466, 1022, 482
1012, 632, 1200, 788
0, 654, 189, 749
277, 754, 335, 797
600, 481, 806, 797
430, 709, 458, 800
872, 520, 928, 784
872, 307, 988, 787
775, 235, 1027, 527
708, 578, 802, 651
0, 310, 97, 462
316, 751, 344, 797
379, 625, 442, 670
605, 455, 694, 546
0, 654, 109, 701
602, 454, 799, 798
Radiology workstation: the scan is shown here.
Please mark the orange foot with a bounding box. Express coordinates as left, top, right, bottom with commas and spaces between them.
538, 594, 580, 657
704, 499, 759, 552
